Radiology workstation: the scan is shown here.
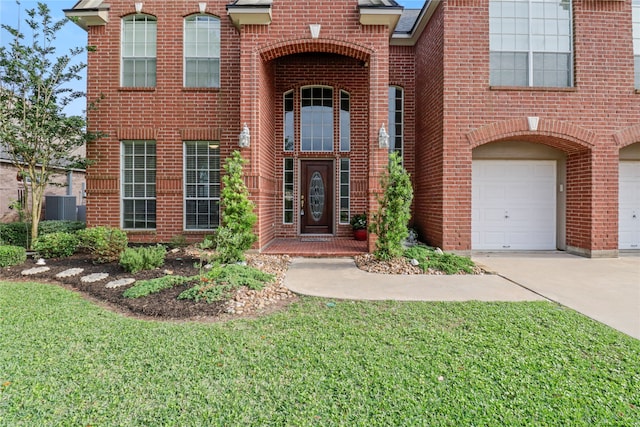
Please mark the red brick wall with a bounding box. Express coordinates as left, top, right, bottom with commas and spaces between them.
413, 3, 445, 247
85, 0, 242, 243
84, 0, 392, 247
389, 45, 416, 208
414, 0, 637, 254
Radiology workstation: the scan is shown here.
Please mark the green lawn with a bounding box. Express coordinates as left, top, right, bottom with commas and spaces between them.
1, 281, 639, 426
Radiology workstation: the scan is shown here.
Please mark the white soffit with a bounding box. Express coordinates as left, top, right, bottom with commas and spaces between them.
63, 0, 109, 30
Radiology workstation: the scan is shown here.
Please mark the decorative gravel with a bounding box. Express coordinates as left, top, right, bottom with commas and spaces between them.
55, 268, 85, 278
81, 273, 109, 283
21, 267, 51, 276
105, 278, 136, 289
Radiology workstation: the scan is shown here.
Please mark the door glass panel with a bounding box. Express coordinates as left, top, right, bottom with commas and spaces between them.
309, 171, 325, 221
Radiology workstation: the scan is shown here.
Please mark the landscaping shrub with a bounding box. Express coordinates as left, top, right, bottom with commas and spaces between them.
119, 245, 167, 273
123, 275, 195, 299
0, 222, 30, 248
77, 226, 128, 263
0, 245, 27, 267
370, 152, 414, 260
404, 245, 476, 274
32, 232, 79, 259
178, 264, 274, 303
215, 151, 257, 263
38, 220, 86, 236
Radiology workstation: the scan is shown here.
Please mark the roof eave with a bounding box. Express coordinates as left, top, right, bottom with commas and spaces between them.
359, 7, 403, 36
226, 5, 272, 29
63, 6, 110, 30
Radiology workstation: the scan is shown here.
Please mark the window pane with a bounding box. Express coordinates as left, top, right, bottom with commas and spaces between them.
184, 15, 221, 88
490, 0, 572, 87
301, 87, 333, 152
122, 15, 156, 87
283, 158, 294, 224
184, 141, 221, 230
122, 140, 156, 229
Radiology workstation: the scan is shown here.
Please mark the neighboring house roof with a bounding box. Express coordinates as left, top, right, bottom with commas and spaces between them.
0, 146, 86, 171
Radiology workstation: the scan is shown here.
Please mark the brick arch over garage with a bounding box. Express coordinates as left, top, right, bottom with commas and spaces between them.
614, 124, 640, 148
467, 118, 596, 153
259, 39, 372, 63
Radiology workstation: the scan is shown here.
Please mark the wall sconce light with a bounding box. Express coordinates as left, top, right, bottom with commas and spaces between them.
199, 2, 207, 13
239, 123, 250, 148
135, 2, 143, 13
378, 123, 389, 149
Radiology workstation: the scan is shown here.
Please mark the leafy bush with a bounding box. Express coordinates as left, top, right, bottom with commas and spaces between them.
178, 264, 274, 303
215, 151, 257, 263
32, 232, 79, 258
0, 222, 30, 248
123, 275, 195, 299
77, 226, 128, 263
404, 245, 476, 275
0, 245, 27, 267
119, 245, 167, 273
370, 152, 414, 260
39, 220, 86, 235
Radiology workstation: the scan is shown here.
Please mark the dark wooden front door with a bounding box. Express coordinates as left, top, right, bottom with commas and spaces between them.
301, 160, 333, 234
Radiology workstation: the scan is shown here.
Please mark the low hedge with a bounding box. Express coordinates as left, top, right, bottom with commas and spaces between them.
0, 245, 27, 268
0, 220, 86, 248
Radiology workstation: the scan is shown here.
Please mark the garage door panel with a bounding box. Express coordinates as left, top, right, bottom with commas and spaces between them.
619, 161, 640, 250
473, 160, 557, 250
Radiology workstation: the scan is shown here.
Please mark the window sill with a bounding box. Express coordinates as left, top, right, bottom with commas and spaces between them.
490, 86, 577, 93
123, 229, 157, 234
182, 87, 220, 93
635, 89, 640, 94
119, 87, 156, 92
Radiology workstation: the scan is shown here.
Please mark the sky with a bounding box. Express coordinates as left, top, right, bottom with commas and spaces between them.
0, 0, 427, 118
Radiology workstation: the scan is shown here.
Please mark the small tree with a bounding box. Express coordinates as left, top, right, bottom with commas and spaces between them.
215, 151, 257, 263
0, 2, 98, 248
369, 152, 414, 260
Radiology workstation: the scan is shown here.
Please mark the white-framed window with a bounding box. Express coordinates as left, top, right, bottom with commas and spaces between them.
340, 91, 351, 152
301, 86, 333, 152
184, 14, 220, 88
283, 158, 294, 224
184, 141, 220, 230
339, 158, 350, 224
388, 86, 404, 158
121, 14, 157, 87
284, 91, 294, 151
634, 0, 640, 89
489, 0, 573, 87
122, 140, 156, 229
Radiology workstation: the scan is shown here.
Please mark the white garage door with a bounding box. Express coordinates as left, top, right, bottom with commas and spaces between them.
473, 160, 556, 250
619, 161, 640, 250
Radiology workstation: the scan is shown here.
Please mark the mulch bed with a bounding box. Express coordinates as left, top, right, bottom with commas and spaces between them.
0, 251, 227, 320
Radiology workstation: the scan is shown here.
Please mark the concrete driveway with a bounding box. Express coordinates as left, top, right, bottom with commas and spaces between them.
473, 252, 640, 340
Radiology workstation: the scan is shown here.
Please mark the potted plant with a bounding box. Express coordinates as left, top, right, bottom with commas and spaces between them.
350, 213, 368, 241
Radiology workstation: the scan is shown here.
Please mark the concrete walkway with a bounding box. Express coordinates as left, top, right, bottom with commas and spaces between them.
284, 253, 640, 340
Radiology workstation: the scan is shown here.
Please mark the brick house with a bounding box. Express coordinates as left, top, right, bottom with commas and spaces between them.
65, 0, 640, 257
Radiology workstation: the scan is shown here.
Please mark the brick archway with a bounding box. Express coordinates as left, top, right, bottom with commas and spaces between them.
259, 39, 372, 63
467, 117, 596, 153
614, 124, 640, 148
